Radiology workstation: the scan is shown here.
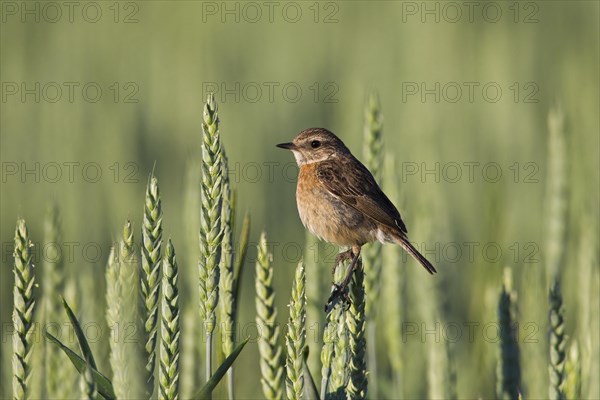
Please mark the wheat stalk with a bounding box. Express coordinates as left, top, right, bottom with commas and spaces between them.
42, 205, 77, 399
362, 92, 384, 318
105, 247, 127, 399
12, 219, 36, 400
180, 308, 199, 399
141, 174, 163, 398
219, 148, 236, 399
564, 340, 581, 400
447, 340, 458, 400
79, 361, 97, 400
549, 278, 566, 400
545, 106, 567, 282
181, 158, 203, 399
362, 92, 384, 397
255, 232, 285, 399
496, 267, 521, 400
576, 219, 599, 399
159, 239, 181, 400
346, 262, 367, 399
286, 261, 306, 400
322, 263, 347, 399
426, 309, 457, 400
320, 293, 335, 399
122, 221, 145, 398
304, 232, 325, 382
382, 154, 404, 397
106, 221, 143, 399
199, 93, 224, 381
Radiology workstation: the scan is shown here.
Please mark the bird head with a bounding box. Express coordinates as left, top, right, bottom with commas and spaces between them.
276, 128, 350, 166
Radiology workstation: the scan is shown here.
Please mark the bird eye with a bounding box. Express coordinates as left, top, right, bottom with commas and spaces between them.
310, 140, 321, 148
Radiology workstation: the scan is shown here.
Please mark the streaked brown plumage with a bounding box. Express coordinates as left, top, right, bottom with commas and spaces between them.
277, 128, 436, 301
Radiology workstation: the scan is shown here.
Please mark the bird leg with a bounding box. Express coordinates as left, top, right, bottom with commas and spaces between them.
325, 246, 362, 311
338, 246, 361, 293
333, 248, 354, 275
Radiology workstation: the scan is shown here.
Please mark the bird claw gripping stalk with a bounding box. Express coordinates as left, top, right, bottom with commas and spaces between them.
326, 257, 364, 312
325, 284, 351, 312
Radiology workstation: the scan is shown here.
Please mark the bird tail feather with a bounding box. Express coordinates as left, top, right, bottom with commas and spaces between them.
394, 235, 437, 274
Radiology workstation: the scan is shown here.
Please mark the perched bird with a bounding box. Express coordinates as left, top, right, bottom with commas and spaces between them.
277, 127, 436, 302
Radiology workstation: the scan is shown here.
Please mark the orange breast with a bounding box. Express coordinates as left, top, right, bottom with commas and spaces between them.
295, 163, 376, 246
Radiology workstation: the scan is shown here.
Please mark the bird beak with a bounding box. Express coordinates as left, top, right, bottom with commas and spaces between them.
276, 142, 296, 150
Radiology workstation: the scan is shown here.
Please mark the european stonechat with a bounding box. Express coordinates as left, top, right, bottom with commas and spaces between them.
277, 128, 436, 300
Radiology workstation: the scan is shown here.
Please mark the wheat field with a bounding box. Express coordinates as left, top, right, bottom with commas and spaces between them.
1, 2, 598, 399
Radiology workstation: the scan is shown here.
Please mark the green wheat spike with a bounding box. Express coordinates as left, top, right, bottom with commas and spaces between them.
219, 148, 236, 399
42, 205, 76, 399
363, 92, 384, 183
323, 263, 348, 400
320, 283, 336, 400
105, 246, 125, 399
427, 337, 446, 400
362, 92, 384, 318
496, 267, 521, 400
255, 232, 285, 400
159, 240, 181, 400
180, 308, 199, 400
575, 219, 598, 399
447, 339, 458, 400
199, 93, 224, 381
181, 158, 203, 399
12, 219, 36, 400
122, 221, 144, 398
564, 340, 581, 400
346, 263, 367, 399
544, 106, 567, 282
304, 231, 325, 382
106, 243, 138, 400
362, 91, 384, 398
106, 221, 143, 400
382, 154, 404, 398
548, 278, 566, 400
219, 148, 234, 356
141, 174, 163, 398
286, 261, 307, 400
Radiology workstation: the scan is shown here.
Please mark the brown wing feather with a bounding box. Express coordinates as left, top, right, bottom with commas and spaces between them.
315, 157, 408, 234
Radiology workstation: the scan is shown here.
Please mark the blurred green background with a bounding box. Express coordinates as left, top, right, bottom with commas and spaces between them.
1, 1, 598, 399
